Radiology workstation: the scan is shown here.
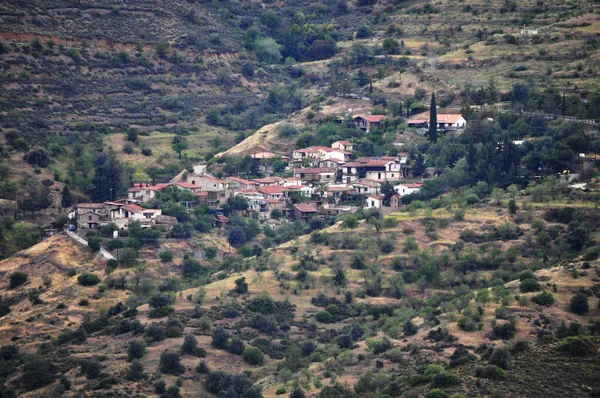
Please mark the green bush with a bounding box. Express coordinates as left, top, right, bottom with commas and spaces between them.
159, 351, 185, 375
77, 273, 100, 286
149, 306, 174, 318
159, 250, 174, 262
475, 365, 506, 380
9, 271, 27, 289
229, 336, 245, 355
366, 337, 392, 355
569, 293, 589, 315
243, 346, 264, 365
428, 389, 449, 398
519, 278, 541, 293
457, 316, 478, 332
532, 291, 554, 306
559, 336, 597, 356
430, 371, 459, 388
315, 310, 333, 323
87, 236, 101, 252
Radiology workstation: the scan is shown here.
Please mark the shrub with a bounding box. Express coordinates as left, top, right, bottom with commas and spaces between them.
428, 390, 449, 398
128, 340, 146, 361
229, 337, 245, 355
159, 250, 174, 262
559, 336, 597, 356
532, 291, 554, 306
77, 273, 100, 286
145, 323, 166, 342
127, 360, 145, 381
315, 310, 333, 323
431, 372, 459, 388
234, 277, 248, 294
356, 25, 372, 38
159, 351, 185, 375
519, 278, 541, 293
379, 239, 395, 254
475, 365, 506, 380
87, 236, 101, 252
489, 347, 511, 369
182, 335, 201, 356
457, 316, 478, 332
243, 346, 265, 365
403, 319, 418, 336
197, 360, 210, 374
366, 337, 392, 355
9, 272, 27, 289
569, 293, 589, 315
212, 326, 230, 349
84, 360, 101, 379
22, 355, 55, 390
149, 306, 174, 318
118, 247, 138, 267
491, 321, 517, 340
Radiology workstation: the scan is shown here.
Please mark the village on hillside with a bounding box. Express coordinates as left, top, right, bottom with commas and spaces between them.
72, 112, 467, 232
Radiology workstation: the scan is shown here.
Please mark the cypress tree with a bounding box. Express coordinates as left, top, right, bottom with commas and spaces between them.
61, 186, 72, 208
429, 92, 438, 143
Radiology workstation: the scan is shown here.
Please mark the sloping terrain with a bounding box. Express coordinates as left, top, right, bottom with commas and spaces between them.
0, 200, 598, 397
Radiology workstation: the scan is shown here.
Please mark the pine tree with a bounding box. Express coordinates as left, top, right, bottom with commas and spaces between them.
429, 92, 438, 143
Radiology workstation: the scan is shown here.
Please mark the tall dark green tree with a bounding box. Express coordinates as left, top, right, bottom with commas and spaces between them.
61, 186, 72, 208
429, 92, 438, 143
89, 152, 121, 203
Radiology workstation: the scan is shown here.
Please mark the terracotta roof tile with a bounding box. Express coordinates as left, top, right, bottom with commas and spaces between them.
294, 203, 318, 213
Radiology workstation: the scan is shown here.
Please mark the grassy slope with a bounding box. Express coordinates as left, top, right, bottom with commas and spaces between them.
1, 200, 598, 397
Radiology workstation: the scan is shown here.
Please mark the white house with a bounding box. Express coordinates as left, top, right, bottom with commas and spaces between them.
110, 204, 162, 222
186, 174, 226, 192
408, 114, 466, 131
332, 140, 354, 152
352, 179, 380, 196
394, 182, 423, 196
365, 195, 384, 209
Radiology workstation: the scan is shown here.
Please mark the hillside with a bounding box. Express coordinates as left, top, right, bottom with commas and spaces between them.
0, 196, 599, 397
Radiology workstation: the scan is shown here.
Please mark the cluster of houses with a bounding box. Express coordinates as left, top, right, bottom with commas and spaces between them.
73, 112, 465, 229
75, 146, 425, 229
116, 141, 423, 222
74, 201, 176, 230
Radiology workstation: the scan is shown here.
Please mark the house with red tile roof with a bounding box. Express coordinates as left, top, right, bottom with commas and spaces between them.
258, 185, 286, 200
365, 194, 384, 209
407, 113, 466, 131
293, 203, 319, 222
354, 114, 387, 132
174, 181, 203, 194
253, 176, 283, 186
